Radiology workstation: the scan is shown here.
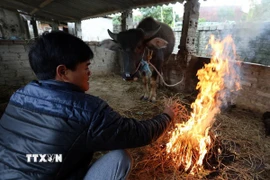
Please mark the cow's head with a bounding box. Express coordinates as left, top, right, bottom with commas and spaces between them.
107, 26, 168, 81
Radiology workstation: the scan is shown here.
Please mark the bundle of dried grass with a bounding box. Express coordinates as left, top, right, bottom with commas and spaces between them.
128, 103, 270, 180
88, 76, 269, 180
128, 96, 226, 179
88, 75, 269, 180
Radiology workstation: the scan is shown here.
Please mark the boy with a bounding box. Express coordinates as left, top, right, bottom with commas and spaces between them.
0, 31, 175, 180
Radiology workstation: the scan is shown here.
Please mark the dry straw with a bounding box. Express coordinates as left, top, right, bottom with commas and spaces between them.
127, 95, 270, 180
88, 76, 269, 180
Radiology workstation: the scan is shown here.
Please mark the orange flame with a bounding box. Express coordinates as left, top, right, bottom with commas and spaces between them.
166, 35, 241, 173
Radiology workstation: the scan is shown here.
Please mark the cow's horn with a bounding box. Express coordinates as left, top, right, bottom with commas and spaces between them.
107, 29, 118, 41
143, 25, 161, 40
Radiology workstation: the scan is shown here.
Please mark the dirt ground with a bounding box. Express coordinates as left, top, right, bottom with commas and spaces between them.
87, 74, 176, 117
0, 75, 270, 179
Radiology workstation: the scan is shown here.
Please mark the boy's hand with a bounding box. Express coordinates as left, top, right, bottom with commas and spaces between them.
163, 104, 176, 121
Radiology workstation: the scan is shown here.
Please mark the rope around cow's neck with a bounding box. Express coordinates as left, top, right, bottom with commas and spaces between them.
133, 48, 147, 75
133, 48, 185, 87
148, 61, 185, 87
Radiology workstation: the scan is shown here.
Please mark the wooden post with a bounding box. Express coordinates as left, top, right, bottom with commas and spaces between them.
50, 22, 59, 31
31, 17, 39, 38
75, 21, 82, 39
121, 9, 132, 31
23, 19, 30, 39
121, 11, 127, 31
177, 0, 200, 66
177, 0, 200, 92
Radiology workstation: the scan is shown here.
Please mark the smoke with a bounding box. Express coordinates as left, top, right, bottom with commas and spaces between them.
231, 21, 270, 65
205, 35, 242, 112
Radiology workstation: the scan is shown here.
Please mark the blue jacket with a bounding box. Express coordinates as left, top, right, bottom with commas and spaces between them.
0, 80, 171, 179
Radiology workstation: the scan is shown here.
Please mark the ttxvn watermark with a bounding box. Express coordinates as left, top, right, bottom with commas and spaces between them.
26, 154, 62, 163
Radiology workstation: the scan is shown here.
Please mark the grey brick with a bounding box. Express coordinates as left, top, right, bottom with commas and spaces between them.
0, 45, 9, 53
8, 45, 26, 53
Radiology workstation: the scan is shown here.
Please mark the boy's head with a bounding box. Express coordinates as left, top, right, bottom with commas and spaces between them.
29, 31, 93, 91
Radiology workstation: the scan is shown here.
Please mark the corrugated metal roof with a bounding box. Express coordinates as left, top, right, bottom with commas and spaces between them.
0, 0, 185, 22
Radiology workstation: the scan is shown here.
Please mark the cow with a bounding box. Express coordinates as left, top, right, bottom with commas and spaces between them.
107, 17, 175, 102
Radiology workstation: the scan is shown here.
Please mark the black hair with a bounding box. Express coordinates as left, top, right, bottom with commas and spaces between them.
29, 31, 93, 80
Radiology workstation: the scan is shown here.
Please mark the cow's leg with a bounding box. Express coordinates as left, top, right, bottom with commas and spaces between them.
140, 74, 150, 100
149, 50, 164, 102
149, 71, 158, 102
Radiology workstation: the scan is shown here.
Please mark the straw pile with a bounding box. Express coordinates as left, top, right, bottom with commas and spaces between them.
86, 75, 270, 179
122, 94, 270, 180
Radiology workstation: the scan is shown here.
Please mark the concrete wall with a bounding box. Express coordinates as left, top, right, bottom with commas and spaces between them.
0, 8, 28, 40
0, 41, 120, 87
87, 42, 120, 76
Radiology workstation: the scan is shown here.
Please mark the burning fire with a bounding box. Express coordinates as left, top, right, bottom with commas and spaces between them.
166, 35, 241, 173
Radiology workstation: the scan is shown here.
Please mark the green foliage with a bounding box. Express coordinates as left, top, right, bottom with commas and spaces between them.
246, 0, 270, 21
198, 18, 206, 23
134, 6, 180, 27
112, 15, 121, 25
111, 6, 180, 27
133, 15, 142, 24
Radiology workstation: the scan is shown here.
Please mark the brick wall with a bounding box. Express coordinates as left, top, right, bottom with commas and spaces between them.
0, 41, 120, 86
163, 54, 270, 113
235, 62, 270, 113
0, 41, 36, 86
87, 42, 121, 76
195, 22, 270, 66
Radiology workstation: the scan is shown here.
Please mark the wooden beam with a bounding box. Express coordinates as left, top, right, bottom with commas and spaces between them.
0, 5, 72, 24
7, 0, 76, 21
40, 0, 54, 8
31, 0, 54, 14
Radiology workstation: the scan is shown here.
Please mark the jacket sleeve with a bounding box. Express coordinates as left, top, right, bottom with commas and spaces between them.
86, 100, 172, 151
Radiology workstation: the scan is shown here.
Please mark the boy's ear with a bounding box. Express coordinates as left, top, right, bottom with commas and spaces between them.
55, 65, 68, 80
